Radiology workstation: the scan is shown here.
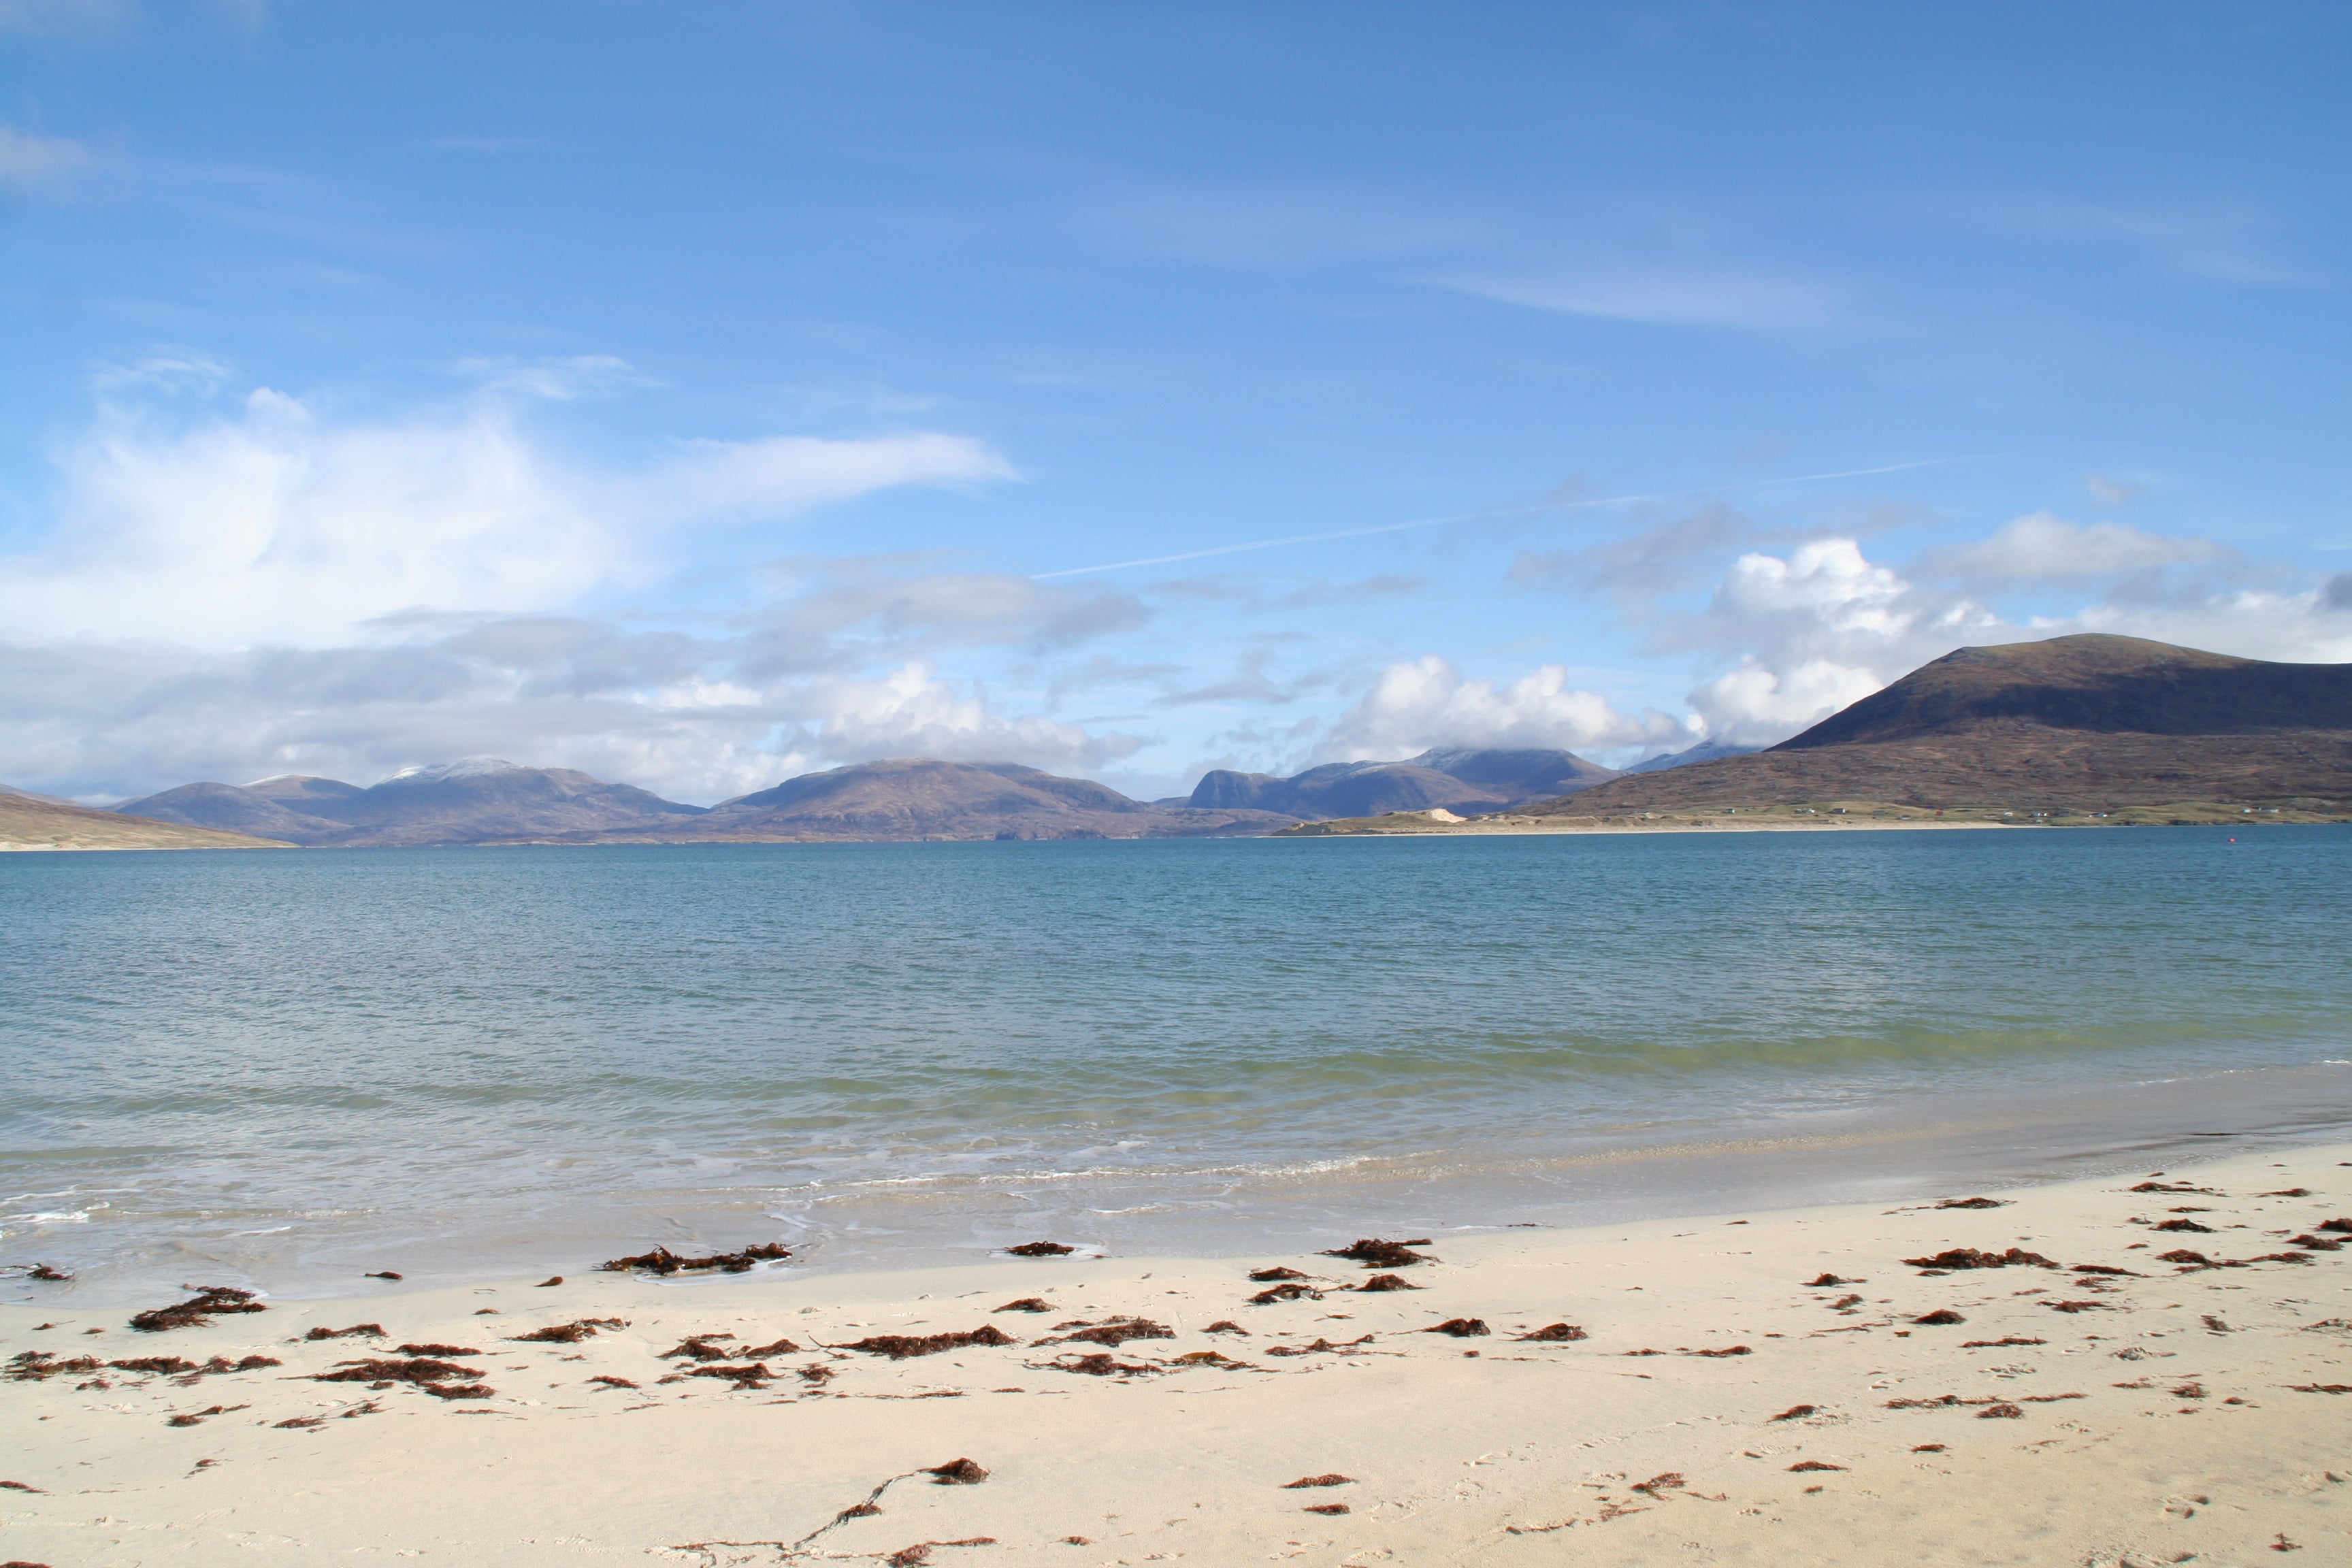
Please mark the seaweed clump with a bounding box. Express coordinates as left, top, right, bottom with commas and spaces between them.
1322, 1239, 1431, 1269
598, 1243, 789, 1275
129, 1286, 268, 1334
1901, 1247, 2056, 1271
1035, 1318, 1174, 1350
1422, 1318, 1488, 1338
1005, 1241, 1075, 1258
509, 1318, 626, 1343
1515, 1323, 1586, 1342
840, 1326, 1015, 1360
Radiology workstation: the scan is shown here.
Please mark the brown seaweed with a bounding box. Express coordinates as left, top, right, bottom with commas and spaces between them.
363, 1271, 403, 1280
1804, 1273, 1859, 1287
2289, 1234, 2345, 1251
509, 1318, 625, 1343
1936, 1197, 2005, 1209
1683, 1345, 1752, 1357
1912, 1310, 1965, 1326
924, 1458, 988, 1484
1248, 1267, 1311, 1282
1005, 1241, 1075, 1257
1045, 1352, 1158, 1375
1961, 1336, 2046, 1348
315, 1356, 485, 1385
994, 1298, 1053, 1313
1250, 1282, 1322, 1305
1303, 1503, 1350, 1515
1770, 1404, 1818, 1420
1515, 1323, 1586, 1341
1203, 1320, 1248, 1335
1901, 1247, 2056, 1271
2070, 1264, 2142, 1276
840, 1326, 1015, 1360
1264, 1335, 1373, 1356
1035, 1318, 1173, 1350
1422, 1318, 1489, 1337
598, 1243, 790, 1275
1321, 1238, 1428, 1268
661, 1334, 738, 1361
304, 1324, 385, 1341
2317, 1218, 2352, 1234
395, 1343, 480, 1357
1355, 1273, 1420, 1292
1788, 1460, 1845, 1471
536, 1276, 562, 1287
588, 1375, 639, 1389
1281, 1473, 1354, 1488
129, 1286, 267, 1333
2153, 1218, 2215, 1234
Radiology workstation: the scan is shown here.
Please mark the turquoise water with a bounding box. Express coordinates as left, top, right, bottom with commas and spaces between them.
5, 828, 2350, 1299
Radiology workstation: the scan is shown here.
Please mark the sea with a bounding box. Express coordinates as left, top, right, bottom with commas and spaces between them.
5, 827, 2350, 1302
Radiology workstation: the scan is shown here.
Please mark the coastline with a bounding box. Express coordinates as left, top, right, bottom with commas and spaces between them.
7, 1141, 2349, 1565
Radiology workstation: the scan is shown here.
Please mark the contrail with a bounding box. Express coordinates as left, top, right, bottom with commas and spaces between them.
1031, 457, 1953, 580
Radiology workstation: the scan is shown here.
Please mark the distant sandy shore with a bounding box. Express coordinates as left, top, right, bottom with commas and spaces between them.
7, 1143, 2347, 1565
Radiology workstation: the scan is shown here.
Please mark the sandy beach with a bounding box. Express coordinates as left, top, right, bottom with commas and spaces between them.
6, 1142, 2348, 1567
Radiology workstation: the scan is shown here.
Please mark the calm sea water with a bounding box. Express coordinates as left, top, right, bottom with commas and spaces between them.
5, 828, 2350, 1301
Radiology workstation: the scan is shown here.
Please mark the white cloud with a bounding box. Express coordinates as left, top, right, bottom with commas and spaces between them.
0, 370, 1016, 647
1926, 512, 2218, 578
808, 661, 1141, 772
1324, 655, 1686, 760
0, 123, 93, 191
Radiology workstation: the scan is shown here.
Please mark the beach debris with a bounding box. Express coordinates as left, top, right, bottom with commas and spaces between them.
1886, 1392, 2083, 1409
363, 1271, 403, 1280
1516, 1323, 1587, 1341
1304, 1503, 1350, 1514
1265, 1336, 1373, 1356
7, 1264, 72, 1281
1005, 1241, 1075, 1257
1901, 1247, 2057, 1271
798, 1363, 835, 1385
6, 1352, 101, 1382
1788, 1460, 1845, 1471
2289, 1234, 2345, 1251
1912, 1310, 1966, 1326
840, 1326, 1015, 1360
1043, 1352, 1158, 1376
1912, 1443, 1946, 1452
314, 1356, 491, 1400
1936, 1197, 2006, 1209
1034, 1317, 1173, 1350
2044, 1301, 2112, 1313
475, 1309, 499, 1314
2318, 1218, 2352, 1234
1322, 1238, 1430, 1269
1422, 1318, 1489, 1337
304, 1324, 385, 1341
924, 1458, 989, 1484
0, 1481, 45, 1492
1250, 1282, 1322, 1305
129, 1286, 267, 1334
2070, 1264, 2142, 1276
1165, 1350, 1248, 1368
166, 1403, 244, 1426
509, 1318, 625, 1343
1624, 1348, 1665, 1356
1682, 1345, 1752, 1356
536, 1276, 562, 1288
2289, 1384, 2352, 1394
2157, 1249, 2215, 1267
994, 1298, 1053, 1313
1961, 1336, 2046, 1348
274, 1415, 326, 1428
1355, 1273, 1420, 1292
1978, 1403, 2024, 1419
2263, 1188, 2313, 1197
587, 1375, 638, 1389
2129, 1181, 2215, 1194
1631, 1473, 1687, 1497
1769, 1404, 1818, 1421
2273, 1535, 2303, 1552
1830, 1294, 1865, 1309
1249, 1267, 1311, 1282
1282, 1473, 1354, 1488
2153, 1219, 2215, 1234
673, 1362, 775, 1389
598, 1243, 789, 1275
660, 1334, 738, 1361
1203, 1320, 1248, 1334
395, 1343, 480, 1357
1805, 1273, 1861, 1286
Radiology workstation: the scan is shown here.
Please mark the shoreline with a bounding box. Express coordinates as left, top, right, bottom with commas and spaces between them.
7, 1141, 2349, 1565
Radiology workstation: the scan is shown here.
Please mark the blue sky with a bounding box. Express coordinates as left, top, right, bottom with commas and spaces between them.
3, 1, 2348, 803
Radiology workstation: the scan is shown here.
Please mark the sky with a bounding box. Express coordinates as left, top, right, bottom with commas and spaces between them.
3, 1, 2349, 805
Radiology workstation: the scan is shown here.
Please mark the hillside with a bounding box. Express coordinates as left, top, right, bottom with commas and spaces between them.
1528, 634, 2352, 819
1187, 747, 1618, 819
1, 787, 293, 851
115, 758, 708, 847
565, 758, 1294, 842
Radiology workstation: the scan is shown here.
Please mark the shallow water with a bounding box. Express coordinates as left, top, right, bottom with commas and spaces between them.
5, 828, 2349, 1300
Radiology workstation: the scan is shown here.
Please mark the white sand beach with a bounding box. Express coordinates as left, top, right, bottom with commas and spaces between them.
5, 1143, 2349, 1566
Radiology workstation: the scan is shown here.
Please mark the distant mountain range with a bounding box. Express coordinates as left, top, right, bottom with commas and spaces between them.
1182, 747, 1620, 818
1536, 634, 2352, 817
0, 783, 291, 852
81, 746, 1633, 847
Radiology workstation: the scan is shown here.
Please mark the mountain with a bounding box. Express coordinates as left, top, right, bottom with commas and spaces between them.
1527, 634, 2352, 818
1622, 739, 1761, 774
1186, 747, 1618, 819
114, 757, 708, 847
615, 758, 1294, 841
1, 787, 293, 852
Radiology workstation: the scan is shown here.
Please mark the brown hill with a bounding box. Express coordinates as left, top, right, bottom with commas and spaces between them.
1527, 634, 2352, 818
1188, 747, 1617, 817
0, 787, 293, 851
534, 758, 1294, 843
